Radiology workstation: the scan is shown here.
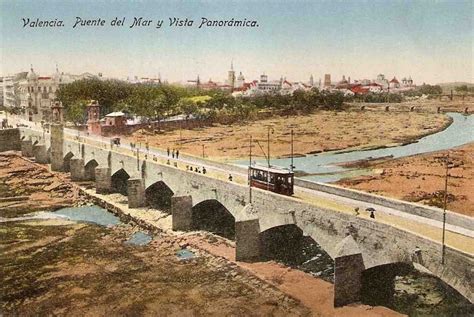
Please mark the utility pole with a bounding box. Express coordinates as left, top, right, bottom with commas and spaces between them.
249, 135, 252, 204
266, 126, 274, 191
441, 152, 450, 265
290, 128, 294, 172
267, 126, 274, 168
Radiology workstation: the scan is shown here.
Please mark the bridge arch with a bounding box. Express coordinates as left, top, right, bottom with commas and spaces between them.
361, 262, 413, 307
111, 168, 130, 196
259, 224, 304, 264
84, 159, 99, 181
192, 199, 235, 240
63, 152, 74, 173
145, 181, 174, 210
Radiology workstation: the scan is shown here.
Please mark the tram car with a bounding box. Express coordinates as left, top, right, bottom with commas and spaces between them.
249, 164, 294, 196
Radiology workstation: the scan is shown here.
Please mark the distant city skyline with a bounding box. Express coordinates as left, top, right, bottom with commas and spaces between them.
1, 0, 472, 84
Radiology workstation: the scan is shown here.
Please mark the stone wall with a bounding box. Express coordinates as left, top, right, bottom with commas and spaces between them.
0, 128, 21, 152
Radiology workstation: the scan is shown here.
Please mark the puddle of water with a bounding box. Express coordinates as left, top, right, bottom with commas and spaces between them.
54, 205, 121, 227
125, 231, 153, 246
176, 249, 196, 261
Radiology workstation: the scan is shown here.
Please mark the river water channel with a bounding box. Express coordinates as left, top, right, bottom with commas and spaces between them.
242, 112, 473, 183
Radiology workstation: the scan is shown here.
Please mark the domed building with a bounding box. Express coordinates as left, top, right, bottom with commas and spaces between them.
18, 65, 90, 122
389, 77, 400, 89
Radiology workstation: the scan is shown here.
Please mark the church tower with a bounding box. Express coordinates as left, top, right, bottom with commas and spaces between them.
309, 74, 314, 87
228, 61, 236, 90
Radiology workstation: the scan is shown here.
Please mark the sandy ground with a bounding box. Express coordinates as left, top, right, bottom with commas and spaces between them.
335, 142, 474, 217
0, 153, 84, 217
0, 154, 311, 316
2, 222, 314, 316
129, 109, 451, 161
182, 233, 402, 317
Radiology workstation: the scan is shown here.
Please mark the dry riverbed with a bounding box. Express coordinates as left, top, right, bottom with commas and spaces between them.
129, 110, 451, 161
0, 154, 310, 316
335, 142, 474, 217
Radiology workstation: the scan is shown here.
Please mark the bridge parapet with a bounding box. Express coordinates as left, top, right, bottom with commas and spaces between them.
295, 178, 474, 232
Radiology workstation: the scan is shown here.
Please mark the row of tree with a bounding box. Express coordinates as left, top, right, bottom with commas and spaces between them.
56, 79, 348, 124
454, 85, 474, 93
403, 84, 443, 97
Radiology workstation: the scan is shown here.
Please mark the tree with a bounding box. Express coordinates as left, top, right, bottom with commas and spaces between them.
419, 84, 442, 96
65, 100, 88, 125
177, 98, 198, 118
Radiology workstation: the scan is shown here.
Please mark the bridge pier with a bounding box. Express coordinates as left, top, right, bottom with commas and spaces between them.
33, 144, 48, 164
21, 139, 33, 157
127, 178, 145, 208
95, 167, 111, 194
70, 158, 85, 181
235, 219, 261, 261
50, 123, 64, 171
334, 235, 365, 307
171, 195, 193, 231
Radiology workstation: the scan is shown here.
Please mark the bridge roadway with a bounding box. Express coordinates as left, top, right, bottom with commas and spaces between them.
5, 115, 474, 304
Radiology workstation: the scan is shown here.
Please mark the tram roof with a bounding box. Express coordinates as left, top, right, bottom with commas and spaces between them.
249, 164, 293, 175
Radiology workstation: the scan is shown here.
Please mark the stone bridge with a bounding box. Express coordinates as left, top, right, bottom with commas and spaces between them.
4, 125, 473, 306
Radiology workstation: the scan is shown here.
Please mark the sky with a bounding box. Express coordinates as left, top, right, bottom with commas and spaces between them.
1, 0, 473, 84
